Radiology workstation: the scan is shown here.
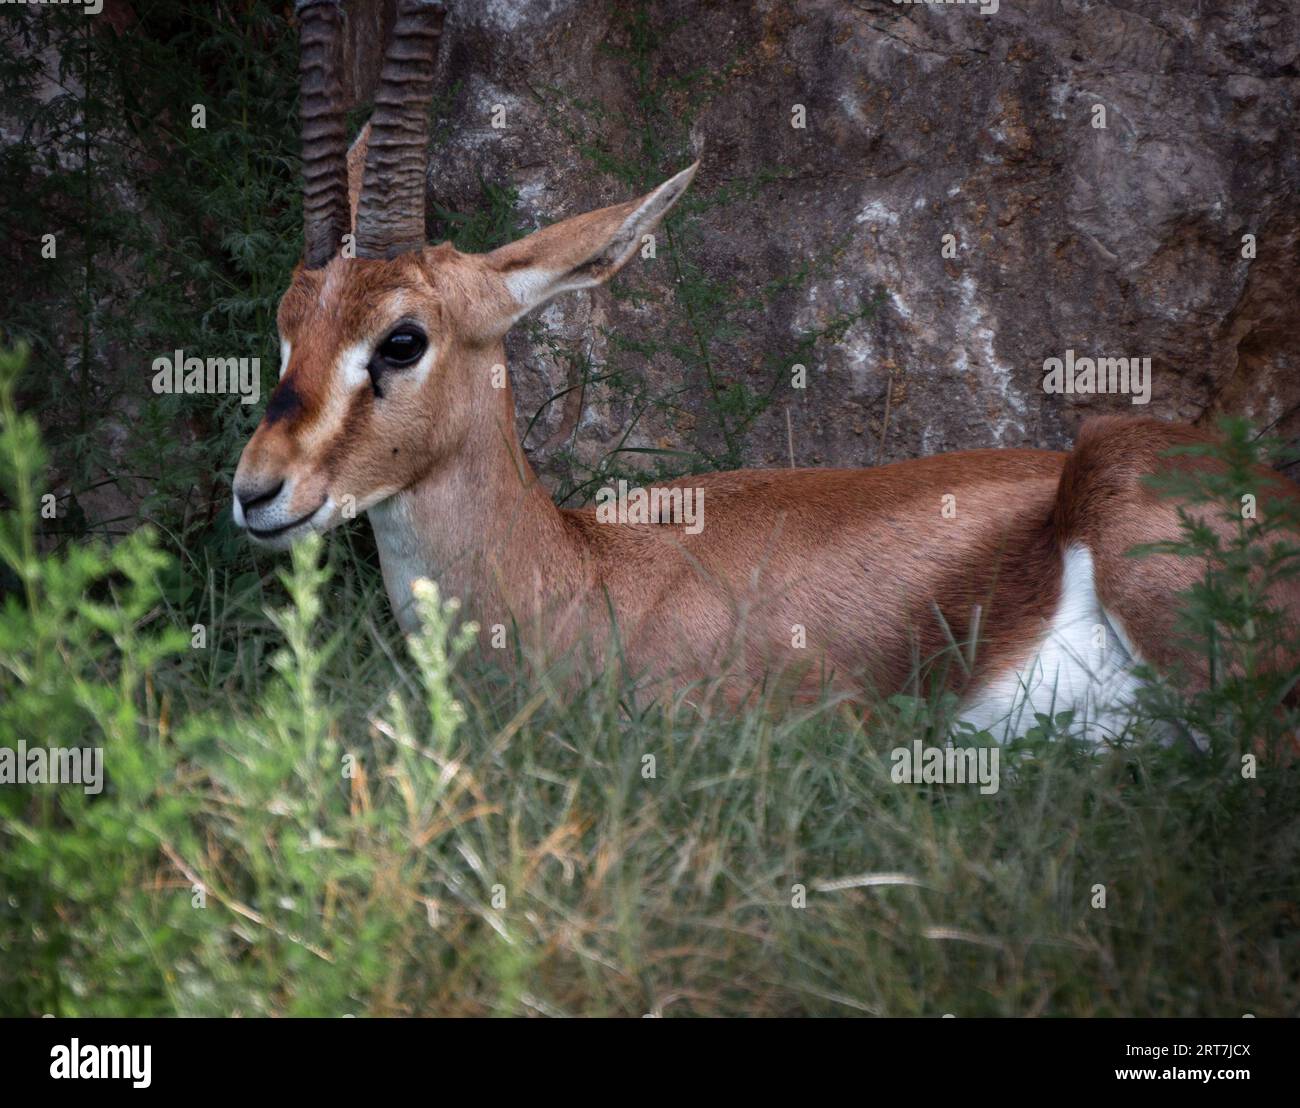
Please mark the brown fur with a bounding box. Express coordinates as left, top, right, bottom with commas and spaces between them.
557, 453, 1066, 701
233, 160, 1300, 710
1055, 416, 1300, 692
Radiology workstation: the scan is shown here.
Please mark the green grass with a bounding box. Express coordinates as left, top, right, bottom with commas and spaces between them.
1, 0, 1297, 1018
2, 346, 1298, 1017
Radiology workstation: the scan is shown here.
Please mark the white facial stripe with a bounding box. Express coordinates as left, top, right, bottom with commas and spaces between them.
338, 341, 372, 392
290, 345, 360, 457
279, 339, 292, 379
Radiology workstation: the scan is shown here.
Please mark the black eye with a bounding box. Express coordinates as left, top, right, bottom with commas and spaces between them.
368, 327, 429, 398
377, 328, 427, 367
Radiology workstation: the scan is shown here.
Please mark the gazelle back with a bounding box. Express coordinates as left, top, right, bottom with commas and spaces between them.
233, 0, 1300, 740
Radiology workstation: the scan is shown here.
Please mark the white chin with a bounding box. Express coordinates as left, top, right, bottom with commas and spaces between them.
247, 522, 316, 551
246, 504, 335, 549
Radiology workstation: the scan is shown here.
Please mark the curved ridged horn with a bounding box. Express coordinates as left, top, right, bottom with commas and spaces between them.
297, 0, 350, 269
354, 0, 446, 260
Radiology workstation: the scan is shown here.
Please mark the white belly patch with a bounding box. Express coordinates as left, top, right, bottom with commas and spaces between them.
957, 544, 1144, 744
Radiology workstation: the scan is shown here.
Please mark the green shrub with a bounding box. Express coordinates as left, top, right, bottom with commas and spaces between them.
2, 344, 1298, 1016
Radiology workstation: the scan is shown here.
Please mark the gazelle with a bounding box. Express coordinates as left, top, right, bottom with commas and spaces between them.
233, 0, 1300, 740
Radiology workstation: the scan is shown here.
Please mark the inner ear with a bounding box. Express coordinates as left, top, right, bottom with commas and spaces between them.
486, 161, 699, 318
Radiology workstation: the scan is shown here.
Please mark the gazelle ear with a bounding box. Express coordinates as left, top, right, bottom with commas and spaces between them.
346, 122, 371, 233
485, 162, 698, 319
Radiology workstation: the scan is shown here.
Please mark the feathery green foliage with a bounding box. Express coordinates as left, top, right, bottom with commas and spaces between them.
3, 344, 1298, 1016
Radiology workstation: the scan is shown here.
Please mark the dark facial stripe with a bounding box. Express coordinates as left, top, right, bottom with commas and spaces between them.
264, 378, 306, 426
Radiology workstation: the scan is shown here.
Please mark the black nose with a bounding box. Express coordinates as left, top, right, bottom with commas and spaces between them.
234, 478, 284, 512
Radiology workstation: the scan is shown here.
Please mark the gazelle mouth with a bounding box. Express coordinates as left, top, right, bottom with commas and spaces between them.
247, 501, 326, 541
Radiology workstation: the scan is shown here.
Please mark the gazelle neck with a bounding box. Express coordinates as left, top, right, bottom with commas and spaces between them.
366, 346, 590, 640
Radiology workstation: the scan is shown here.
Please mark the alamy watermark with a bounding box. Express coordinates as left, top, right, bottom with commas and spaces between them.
152, 349, 261, 405
1, 0, 103, 14
0, 741, 103, 795
1042, 349, 1152, 405
50, 1039, 150, 1088
594, 480, 705, 534
890, 740, 1000, 795
893, 0, 1000, 15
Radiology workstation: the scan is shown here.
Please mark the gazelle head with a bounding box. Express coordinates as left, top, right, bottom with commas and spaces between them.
232, 0, 696, 548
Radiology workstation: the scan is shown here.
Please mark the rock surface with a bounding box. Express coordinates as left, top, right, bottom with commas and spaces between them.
346, 0, 1299, 487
